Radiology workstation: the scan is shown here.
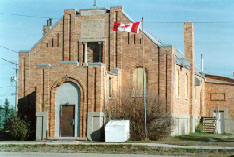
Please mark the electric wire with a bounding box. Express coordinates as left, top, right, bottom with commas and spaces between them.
0, 86, 15, 89
0, 46, 18, 53
0, 12, 233, 23
0, 12, 59, 19
145, 21, 233, 24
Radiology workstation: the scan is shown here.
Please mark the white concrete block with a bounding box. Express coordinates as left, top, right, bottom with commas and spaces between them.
105, 120, 130, 142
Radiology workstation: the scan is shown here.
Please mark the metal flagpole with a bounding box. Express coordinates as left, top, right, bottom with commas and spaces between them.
142, 17, 148, 139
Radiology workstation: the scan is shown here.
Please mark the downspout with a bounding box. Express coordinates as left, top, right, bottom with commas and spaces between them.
166, 53, 168, 112
158, 46, 160, 97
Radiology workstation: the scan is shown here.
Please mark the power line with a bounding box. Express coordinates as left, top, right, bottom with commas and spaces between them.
0, 86, 15, 89
0, 45, 18, 53
0, 12, 233, 24
0, 12, 59, 19
1, 58, 17, 65
145, 21, 233, 24
0, 57, 18, 112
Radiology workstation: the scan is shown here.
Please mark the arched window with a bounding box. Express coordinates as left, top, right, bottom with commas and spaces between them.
133, 67, 147, 96
185, 73, 188, 99
176, 69, 179, 97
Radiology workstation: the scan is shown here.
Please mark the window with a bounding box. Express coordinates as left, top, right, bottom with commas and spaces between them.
133, 67, 147, 96
176, 69, 179, 97
185, 73, 188, 99
128, 32, 130, 44
109, 77, 112, 98
57, 33, 59, 47
134, 34, 136, 44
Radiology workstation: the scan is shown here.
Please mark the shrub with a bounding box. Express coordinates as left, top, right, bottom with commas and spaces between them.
195, 123, 203, 133
107, 95, 173, 141
18, 91, 36, 140
4, 114, 30, 140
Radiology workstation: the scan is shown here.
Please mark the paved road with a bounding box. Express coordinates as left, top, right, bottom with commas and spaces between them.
0, 152, 173, 157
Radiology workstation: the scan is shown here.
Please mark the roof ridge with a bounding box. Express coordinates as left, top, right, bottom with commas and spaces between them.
30, 17, 63, 52
122, 10, 167, 47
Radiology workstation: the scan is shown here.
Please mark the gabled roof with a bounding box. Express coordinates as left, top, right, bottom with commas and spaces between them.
19, 17, 63, 53
19, 6, 203, 79
122, 10, 166, 47
122, 10, 206, 77
205, 73, 234, 82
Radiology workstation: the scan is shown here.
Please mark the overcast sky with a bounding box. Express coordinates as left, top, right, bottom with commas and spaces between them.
0, 0, 234, 106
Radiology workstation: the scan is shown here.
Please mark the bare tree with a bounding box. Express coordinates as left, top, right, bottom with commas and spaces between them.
107, 94, 173, 141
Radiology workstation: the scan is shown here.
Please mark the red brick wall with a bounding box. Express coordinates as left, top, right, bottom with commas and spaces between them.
205, 75, 234, 117
172, 65, 205, 116
18, 6, 206, 138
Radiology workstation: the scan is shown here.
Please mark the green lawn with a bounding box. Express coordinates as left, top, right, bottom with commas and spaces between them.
0, 133, 234, 156
0, 144, 234, 156
157, 133, 234, 146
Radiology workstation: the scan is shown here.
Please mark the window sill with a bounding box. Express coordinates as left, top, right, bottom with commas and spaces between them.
131, 94, 143, 98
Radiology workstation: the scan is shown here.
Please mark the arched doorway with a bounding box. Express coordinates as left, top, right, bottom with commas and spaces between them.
55, 82, 80, 137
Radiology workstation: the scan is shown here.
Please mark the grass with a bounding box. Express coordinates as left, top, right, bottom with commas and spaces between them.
0, 144, 234, 156
157, 133, 234, 146
0, 133, 234, 156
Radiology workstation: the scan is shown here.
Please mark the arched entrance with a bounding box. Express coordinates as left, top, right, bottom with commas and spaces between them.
55, 82, 80, 137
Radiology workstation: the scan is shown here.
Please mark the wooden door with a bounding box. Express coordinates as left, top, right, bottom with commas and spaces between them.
60, 105, 75, 137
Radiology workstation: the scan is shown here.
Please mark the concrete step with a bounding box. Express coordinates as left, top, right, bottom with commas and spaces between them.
202, 116, 216, 133
47, 137, 87, 141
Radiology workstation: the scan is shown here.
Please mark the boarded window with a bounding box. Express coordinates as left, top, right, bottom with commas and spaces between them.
87, 42, 100, 63
133, 67, 147, 96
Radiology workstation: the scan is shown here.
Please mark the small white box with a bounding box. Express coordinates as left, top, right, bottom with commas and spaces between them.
105, 120, 130, 142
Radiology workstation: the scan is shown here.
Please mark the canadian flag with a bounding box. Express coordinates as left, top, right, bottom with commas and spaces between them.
113, 22, 141, 33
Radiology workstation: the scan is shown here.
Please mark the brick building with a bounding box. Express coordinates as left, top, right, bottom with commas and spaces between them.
18, 6, 233, 140
205, 74, 234, 134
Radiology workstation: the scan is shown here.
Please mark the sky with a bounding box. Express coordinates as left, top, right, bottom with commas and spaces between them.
0, 0, 234, 107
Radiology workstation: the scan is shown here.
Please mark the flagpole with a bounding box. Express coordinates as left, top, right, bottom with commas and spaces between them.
142, 17, 147, 139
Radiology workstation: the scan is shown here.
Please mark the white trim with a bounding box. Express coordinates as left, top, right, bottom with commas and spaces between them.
206, 80, 234, 85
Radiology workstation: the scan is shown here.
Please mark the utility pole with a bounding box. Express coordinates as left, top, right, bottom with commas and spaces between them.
94, 0, 97, 6
1, 58, 18, 113
93, 0, 97, 7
